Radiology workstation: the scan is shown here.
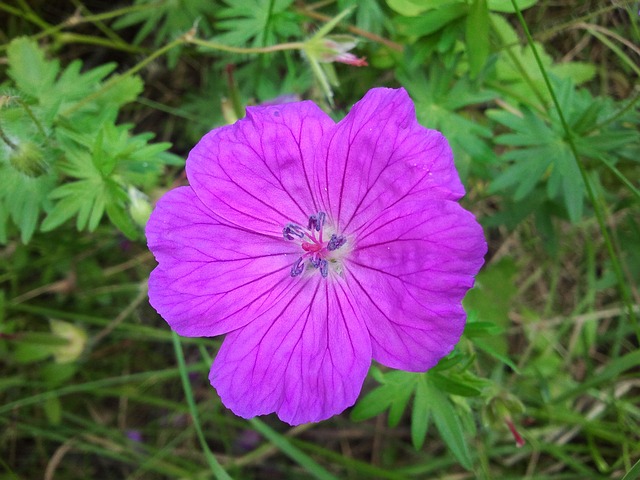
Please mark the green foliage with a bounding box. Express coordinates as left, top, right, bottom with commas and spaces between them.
466, 0, 490, 78
113, 0, 216, 66
1, 1, 639, 478
398, 61, 497, 180
488, 76, 639, 224
0, 38, 181, 243
351, 345, 496, 469
214, 0, 301, 47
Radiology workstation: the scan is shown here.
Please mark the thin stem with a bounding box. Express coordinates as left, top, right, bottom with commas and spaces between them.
187, 37, 305, 54
15, 98, 47, 137
54, 32, 146, 53
598, 156, 640, 202
510, 0, 640, 348
586, 88, 640, 134
0, 2, 156, 52
296, 6, 403, 52
0, 123, 18, 150
15, 0, 50, 29
171, 332, 232, 480
69, 0, 132, 48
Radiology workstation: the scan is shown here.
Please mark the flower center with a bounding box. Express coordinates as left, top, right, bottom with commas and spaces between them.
282, 212, 347, 278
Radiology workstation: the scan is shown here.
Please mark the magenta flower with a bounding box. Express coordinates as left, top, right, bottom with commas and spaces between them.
146, 88, 486, 425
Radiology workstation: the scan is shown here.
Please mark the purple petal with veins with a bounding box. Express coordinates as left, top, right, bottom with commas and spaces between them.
146, 87, 487, 425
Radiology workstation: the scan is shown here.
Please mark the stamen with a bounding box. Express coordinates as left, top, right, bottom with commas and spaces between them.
307, 211, 326, 232
290, 257, 305, 277
327, 234, 346, 251
309, 257, 322, 269
319, 259, 329, 278
283, 223, 304, 240
285, 213, 344, 279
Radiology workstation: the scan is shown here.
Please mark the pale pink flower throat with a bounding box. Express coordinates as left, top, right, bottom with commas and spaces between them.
282, 212, 347, 278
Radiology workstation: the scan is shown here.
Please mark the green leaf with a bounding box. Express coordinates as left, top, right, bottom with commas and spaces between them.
430, 381, 473, 469
554, 144, 585, 223
395, 3, 468, 38
621, 458, 640, 480
0, 201, 8, 244
214, 0, 300, 48
388, 384, 414, 427
399, 64, 496, 181
466, 0, 490, 78
105, 197, 139, 241
44, 396, 62, 425
41, 179, 106, 232
0, 164, 55, 243
387, 0, 463, 16
430, 372, 483, 397
351, 371, 419, 421
113, 0, 215, 49
463, 321, 503, 338
474, 338, 521, 372
487, 0, 537, 12
411, 377, 431, 449
6, 37, 59, 101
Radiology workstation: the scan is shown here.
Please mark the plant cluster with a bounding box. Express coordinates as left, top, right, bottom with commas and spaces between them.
1, 0, 638, 478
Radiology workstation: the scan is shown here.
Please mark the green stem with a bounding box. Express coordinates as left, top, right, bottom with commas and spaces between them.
248, 419, 339, 480
0, 123, 18, 150
55, 32, 146, 53
491, 15, 547, 108
14, 0, 51, 29
69, 1, 162, 24
509, 0, 639, 348
15, 98, 47, 137
598, 156, 640, 202
187, 37, 305, 55
171, 332, 232, 480
0, 2, 157, 52
69, 0, 134, 48
587, 88, 640, 134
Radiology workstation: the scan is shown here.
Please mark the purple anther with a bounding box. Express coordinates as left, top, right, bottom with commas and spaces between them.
319, 259, 329, 278
309, 257, 323, 269
290, 257, 305, 277
308, 211, 326, 232
283, 223, 304, 240
327, 234, 346, 251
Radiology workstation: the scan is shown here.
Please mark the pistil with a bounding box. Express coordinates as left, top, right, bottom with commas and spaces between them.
283, 212, 347, 278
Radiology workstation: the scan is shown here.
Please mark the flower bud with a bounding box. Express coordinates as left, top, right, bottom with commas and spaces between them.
49, 319, 87, 364
319, 35, 368, 66
483, 392, 526, 447
128, 186, 152, 228
9, 140, 47, 177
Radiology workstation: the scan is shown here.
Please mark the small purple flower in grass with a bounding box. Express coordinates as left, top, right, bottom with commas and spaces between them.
146, 88, 487, 425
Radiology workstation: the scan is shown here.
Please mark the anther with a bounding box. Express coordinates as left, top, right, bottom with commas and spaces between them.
327, 233, 346, 251
319, 260, 329, 278
283, 223, 304, 240
308, 211, 326, 232
290, 257, 305, 277
309, 257, 323, 269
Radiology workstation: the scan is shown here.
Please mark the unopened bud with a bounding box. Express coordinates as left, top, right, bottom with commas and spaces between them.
9, 141, 47, 177
483, 392, 526, 447
319, 35, 368, 67
128, 186, 152, 228
49, 319, 87, 364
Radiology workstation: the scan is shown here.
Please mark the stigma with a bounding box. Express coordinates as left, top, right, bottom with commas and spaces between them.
283, 212, 347, 278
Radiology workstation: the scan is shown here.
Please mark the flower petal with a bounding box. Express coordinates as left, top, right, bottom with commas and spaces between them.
186, 101, 334, 235
346, 199, 486, 371
210, 279, 372, 425
146, 186, 302, 337
316, 87, 464, 234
